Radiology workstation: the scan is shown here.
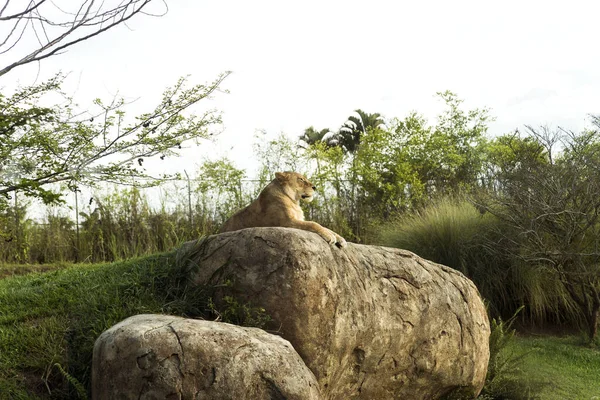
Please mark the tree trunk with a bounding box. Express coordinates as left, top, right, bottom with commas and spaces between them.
588, 298, 600, 343
560, 278, 599, 343
587, 307, 599, 343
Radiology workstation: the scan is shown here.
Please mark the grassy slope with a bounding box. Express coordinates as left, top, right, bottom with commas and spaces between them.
510, 336, 600, 400
0, 252, 186, 399
0, 263, 71, 280
1, 256, 600, 399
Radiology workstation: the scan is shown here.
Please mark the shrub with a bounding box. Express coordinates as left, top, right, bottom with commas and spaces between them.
377, 197, 579, 327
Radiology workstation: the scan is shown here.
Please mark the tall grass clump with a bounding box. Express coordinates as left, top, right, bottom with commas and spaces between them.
378, 197, 510, 314
377, 197, 579, 327
0, 185, 222, 265
379, 197, 495, 276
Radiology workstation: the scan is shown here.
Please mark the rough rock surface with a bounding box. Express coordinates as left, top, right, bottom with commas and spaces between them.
178, 227, 490, 399
92, 314, 322, 400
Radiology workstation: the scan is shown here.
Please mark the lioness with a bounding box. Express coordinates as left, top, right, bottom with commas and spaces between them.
219, 171, 347, 248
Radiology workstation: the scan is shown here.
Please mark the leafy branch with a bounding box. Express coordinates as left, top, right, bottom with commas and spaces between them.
0, 71, 231, 203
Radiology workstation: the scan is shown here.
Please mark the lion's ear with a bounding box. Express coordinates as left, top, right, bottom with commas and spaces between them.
275, 172, 288, 183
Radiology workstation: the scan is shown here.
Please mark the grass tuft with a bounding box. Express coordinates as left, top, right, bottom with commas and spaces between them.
377, 196, 581, 327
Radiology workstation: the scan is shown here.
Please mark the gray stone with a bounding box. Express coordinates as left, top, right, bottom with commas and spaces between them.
178, 227, 490, 399
92, 314, 322, 400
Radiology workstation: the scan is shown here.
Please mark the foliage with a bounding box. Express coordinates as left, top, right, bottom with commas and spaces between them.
351, 125, 423, 217
0, 72, 229, 204
208, 296, 272, 329
479, 306, 546, 400
392, 91, 491, 198
53, 363, 88, 400
378, 198, 498, 276
335, 109, 385, 153
302, 141, 354, 239
344, 92, 491, 227
196, 158, 247, 223
0, 192, 31, 263
377, 197, 579, 326
253, 132, 305, 187
299, 126, 334, 148
480, 125, 600, 342
0, 185, 196, 264
299, 110, 384, 153
294, 93, 492, 240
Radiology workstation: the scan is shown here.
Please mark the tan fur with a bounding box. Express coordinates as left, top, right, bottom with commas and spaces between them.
219, 171, 347, 248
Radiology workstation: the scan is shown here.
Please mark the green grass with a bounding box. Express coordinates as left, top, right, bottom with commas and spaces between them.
509, 336, 600, 400
0, 246, 271, 399
1, 253, 599, 399
0, 252, 194, 399
0, 263, 71, 280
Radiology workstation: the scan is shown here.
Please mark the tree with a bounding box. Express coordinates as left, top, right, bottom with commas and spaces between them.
301, 140, 351, 236
298, 126, 334, 148
335, 109, 385, 153
299, 111, 385, 154
394, 92, 491, 196
481, 130, 548, 194
0, 0, 167, 77
0, 71, 230, 204
481, 125, 600, 342
196, 157, 246, 223
253, 132, 304, 190
351, 125, 421, 217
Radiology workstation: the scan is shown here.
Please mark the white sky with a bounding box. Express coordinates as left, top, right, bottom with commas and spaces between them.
2, 0, 600, 178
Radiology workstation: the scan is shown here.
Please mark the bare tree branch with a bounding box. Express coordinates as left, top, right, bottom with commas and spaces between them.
0, 0, 167, 77
0, 0, 48, 20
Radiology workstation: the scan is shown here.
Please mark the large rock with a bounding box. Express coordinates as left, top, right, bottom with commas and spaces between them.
178, 227, 490, 399
92, 314, 322, 399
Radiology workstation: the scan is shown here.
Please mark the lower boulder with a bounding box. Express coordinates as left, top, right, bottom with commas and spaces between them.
92, 314, 322, 399
178, 227, 491, 399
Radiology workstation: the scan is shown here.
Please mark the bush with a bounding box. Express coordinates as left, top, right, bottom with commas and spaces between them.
377, 197, 579, 327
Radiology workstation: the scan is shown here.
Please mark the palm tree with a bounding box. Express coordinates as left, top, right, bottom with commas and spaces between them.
336, 109, 385, 153
299, 126, 336, 148
299, 111, 384, 153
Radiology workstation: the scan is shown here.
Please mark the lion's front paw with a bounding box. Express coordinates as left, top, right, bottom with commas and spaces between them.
335, 235, 347, 248
320, 229, 337, 245
327, 231, 338, 245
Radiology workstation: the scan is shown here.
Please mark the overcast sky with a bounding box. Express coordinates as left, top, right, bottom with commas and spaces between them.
3, 0, 600, 177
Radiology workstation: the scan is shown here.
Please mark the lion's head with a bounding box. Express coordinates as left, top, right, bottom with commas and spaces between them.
275, 171, 316, 202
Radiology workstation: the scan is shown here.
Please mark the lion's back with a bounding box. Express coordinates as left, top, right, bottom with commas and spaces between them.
220, 181, 295, 232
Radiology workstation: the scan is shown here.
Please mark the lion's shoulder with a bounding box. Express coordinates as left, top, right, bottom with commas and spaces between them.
220, 172, 312, 232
